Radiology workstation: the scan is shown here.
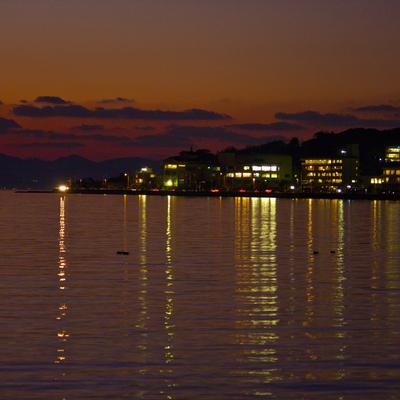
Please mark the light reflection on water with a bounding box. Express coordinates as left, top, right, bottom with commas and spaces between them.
55, 195, 68, 366
0, 192, 400, 399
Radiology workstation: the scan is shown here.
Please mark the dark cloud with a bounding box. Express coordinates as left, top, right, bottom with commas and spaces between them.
0, 100, 3, 105
168, 126, 254, 143
134, 126, 154, 131
97, 97, 134, 104
227, 122, 304, 131
71, 124, 105, 131
14, 129, 78, 140
13, 104, 231, 121
34, 96, 71, 105
129, 125, 284, 148
13, 142, 85, 149
351, 104, 400, 113
275, 110, 400, 128
82, 133, 131, 143
275, 111, 360, 126
128, 133, 191, 148
3, 124, 130, 144
0, 117, 21, 133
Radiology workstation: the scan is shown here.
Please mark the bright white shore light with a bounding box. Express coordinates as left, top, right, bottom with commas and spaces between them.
58, 185, 69, 192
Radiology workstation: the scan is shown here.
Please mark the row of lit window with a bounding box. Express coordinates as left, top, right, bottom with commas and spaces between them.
306, 172, 342, 177
386, 147, 400, 153
303, 159, 343, 165
384, 177, 400, 183
165, 164, 186, 169
386, 154, 400, 159
304, 166, 343, 171
243, 165, 278, 172
304, 178, 342, 183
226, 172, 278, 179
383, 169, 400, 175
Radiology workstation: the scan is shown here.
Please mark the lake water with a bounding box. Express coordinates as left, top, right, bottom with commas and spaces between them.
0, 192, 399, 399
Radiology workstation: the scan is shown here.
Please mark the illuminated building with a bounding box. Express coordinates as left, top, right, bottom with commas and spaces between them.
133, 166, 158, 189
370, 177, 384, 185
163, 149, 222, 190
218, 153, 293, 191
301, 157, 358, 192
385, 146, 400, 162
382, 146, 400, 190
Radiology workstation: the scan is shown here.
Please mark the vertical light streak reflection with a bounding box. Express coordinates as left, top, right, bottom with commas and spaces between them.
123, 194, 127, 252
137, 195, 148, 367
332, 200, 347, 376
305, 199, 315, 324
55, 195, 69, 364
384, 203, 400, 351
161, 195, 176, 399
288, 200, 296, 308
334, 200, 345, 322
235, 197, 279, 394
385, 203, 400, 289
121, 195, 130, 305
370, 200, 381, 325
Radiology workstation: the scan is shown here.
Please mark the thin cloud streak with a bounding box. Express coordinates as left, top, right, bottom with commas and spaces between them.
276, 110, 400, 128
227, 122, 304, 131
13, 104, 231, 121
13, 142, 85, 149
34, 96, 71, 104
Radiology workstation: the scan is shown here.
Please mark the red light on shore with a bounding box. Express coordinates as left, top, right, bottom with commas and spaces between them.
211, 189, 220, 193
265, 189, 272, 193
239, 189, 246, 193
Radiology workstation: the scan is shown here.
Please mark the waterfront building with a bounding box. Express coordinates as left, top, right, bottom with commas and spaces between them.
385, 146, 400, 162
133, 167, 158, 189
301, 155, 359, 192
218, 153, 293, 191
382, 146, 400, 191
163, 149, 222, 190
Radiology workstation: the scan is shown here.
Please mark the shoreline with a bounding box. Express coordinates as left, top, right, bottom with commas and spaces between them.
14, 189, 400, 201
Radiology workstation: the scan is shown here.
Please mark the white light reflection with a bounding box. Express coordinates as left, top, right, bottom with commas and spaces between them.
234, 197, 280, 391
55, 196, 69, 364
136, 195, 149, 368
332, 200, 347, 379
305, 199, 315, 324
160, 195, 177, 399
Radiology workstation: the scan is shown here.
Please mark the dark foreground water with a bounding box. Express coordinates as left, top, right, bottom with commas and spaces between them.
0, 192, 399, 400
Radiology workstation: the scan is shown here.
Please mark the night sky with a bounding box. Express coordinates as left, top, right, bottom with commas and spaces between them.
1, 0, 400, 160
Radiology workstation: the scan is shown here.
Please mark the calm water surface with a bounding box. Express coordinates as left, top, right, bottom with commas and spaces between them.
0, 192, 400, 399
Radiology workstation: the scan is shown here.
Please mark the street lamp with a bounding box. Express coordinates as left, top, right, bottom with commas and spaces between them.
124, 172, 130, 189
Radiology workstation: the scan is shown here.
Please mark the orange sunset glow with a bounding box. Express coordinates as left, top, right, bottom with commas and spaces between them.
1, 1, 400, 160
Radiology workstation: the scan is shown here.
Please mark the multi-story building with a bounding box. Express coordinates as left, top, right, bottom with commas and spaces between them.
382, 146, 400, 191
163, 150, 222, 190
219, 153, 293, 191
385, 146, 400, 162
133, 167, 158, 189
301, 154, 359, 192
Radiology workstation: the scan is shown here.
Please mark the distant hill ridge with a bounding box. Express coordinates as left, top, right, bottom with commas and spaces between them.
0, 154, 160, 189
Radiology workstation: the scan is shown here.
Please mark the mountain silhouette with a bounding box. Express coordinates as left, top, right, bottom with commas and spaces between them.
0, 154, 159, 189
